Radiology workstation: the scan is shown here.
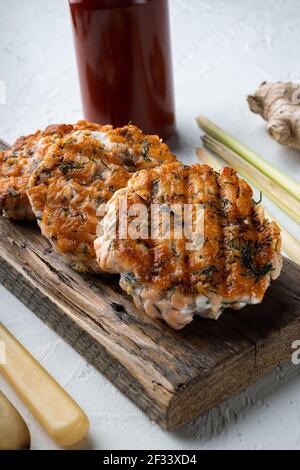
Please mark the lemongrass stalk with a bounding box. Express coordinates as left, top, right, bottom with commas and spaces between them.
200, 135, 300, 225
196, 115, 300, 202
197, 147, 223, 171
202, 134, 300, 218
197, 147, 300, 265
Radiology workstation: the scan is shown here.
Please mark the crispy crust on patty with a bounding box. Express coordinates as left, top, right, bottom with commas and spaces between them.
0, 122, 102, 220
27, 124, 176, 272
95, 162, 282, 328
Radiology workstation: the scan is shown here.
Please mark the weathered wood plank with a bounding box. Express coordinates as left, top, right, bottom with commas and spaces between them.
1, 139, 300, 428
0, 216, 299, 430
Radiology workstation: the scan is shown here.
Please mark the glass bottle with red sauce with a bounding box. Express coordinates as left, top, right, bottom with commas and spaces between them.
69, 0, 175, 140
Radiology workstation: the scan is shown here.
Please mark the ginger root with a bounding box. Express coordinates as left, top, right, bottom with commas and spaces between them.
247, 81, 300, 150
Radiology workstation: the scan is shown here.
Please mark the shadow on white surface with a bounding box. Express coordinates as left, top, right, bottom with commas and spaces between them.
175, 360, 300, 442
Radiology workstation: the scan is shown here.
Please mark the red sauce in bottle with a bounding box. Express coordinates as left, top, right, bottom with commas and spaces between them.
69, 0, 176, 140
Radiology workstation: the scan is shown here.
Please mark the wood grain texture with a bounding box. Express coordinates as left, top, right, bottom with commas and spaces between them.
1, 134, 300, 428
0, 216, 300, 430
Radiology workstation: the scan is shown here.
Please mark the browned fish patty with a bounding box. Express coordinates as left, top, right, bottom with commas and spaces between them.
0, 123, 77, 220
27, 124, 176, 272
95, 162, 282, 329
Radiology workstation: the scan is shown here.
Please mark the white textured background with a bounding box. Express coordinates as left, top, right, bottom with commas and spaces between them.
0, 0, 300, 450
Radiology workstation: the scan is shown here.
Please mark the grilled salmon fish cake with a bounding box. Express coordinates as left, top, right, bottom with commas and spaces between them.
27, 124, 176, 272
95, 162, 282, 329
0, 123, 78, 220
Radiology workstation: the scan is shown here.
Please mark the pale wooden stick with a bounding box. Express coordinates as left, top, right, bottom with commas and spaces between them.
0, 323, 89, 446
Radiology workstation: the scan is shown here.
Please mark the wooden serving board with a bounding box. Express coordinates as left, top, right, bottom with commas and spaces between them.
1, 139, 300, 430
0, 219, 300, 430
